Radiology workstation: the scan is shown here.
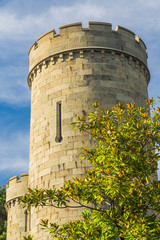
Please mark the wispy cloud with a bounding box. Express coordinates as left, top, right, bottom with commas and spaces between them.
4, 0, 160, 104
0, 65, 30, 105
0, 0, 160, 184
0, 131, 29, 172
0, 0, 160, 41
0, 131, 29, 186
0, 0, 159, 107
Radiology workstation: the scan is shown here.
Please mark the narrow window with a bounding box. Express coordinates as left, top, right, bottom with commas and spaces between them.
24, 210, 27, 232
29, 211, 31, 231
55, 101, 62, 142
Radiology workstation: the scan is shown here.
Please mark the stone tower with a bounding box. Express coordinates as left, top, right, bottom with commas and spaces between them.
6, 22, 150, 240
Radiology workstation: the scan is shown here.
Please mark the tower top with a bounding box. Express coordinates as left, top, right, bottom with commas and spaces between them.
6, 173, 28, 203
28, 22, 148, 76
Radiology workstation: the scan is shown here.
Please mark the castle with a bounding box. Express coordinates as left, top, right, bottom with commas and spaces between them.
5, 22, 150, 240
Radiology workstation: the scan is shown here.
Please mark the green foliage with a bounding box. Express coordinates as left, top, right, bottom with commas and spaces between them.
0, 187, 7, 240
22, 99, 160, 239
39, 211, 102, 240
23, 235, 34, 240
0, 231, 6, 240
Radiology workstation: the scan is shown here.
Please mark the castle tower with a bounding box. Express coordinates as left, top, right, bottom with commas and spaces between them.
6, 174, 28, 239
6, 22, 150, 240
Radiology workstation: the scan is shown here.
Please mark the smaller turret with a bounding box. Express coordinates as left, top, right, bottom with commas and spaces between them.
6, 173, 28, 202
6, 174, 29, 240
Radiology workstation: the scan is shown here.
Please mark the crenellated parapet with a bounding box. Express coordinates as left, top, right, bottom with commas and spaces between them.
6, 21, 151, 240
6, 173, 28, 205
27, 22, 150, 89
25, 22, 150, 239
6, 174, 29, 240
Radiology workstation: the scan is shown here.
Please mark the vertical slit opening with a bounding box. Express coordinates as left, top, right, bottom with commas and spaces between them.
55, 101, 62, 142
24, 210, 27, 232
29, 211, 31, 231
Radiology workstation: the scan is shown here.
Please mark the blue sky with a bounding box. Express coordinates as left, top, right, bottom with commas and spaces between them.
0, 0, 160, 185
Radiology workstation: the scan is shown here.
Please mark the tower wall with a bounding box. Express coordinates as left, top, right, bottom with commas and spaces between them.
6, 174, 29, 240
25, 22, 150, 239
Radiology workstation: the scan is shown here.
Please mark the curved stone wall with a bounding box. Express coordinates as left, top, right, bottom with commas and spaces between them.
25, 22, 150, 239
6, 174, 28, 240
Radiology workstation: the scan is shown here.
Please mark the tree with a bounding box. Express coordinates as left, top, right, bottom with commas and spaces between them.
0, 187, 7, 240
22, 99, 160, 240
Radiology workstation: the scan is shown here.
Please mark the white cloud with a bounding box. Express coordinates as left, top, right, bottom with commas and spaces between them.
0, 0, 159, 186
0, 0, 159, 104
0, 0, 159, 51
0, 0, 160, 41
0, 0, 159, 106
0, 131, 29, 172
0, 65, 30, 105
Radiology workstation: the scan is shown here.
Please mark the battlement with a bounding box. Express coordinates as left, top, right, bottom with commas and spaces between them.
6, 173, 28, 203
28, 22, 148, 73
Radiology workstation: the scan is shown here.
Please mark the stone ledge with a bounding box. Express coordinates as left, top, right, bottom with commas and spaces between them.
27, 47, 150, 89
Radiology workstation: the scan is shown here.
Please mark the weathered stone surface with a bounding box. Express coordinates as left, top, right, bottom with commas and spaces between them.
6, 22, 150, 240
